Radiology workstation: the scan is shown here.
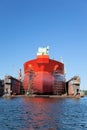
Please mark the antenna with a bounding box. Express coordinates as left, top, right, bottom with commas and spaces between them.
60, 56, 64, 63
64, 64, 67, 75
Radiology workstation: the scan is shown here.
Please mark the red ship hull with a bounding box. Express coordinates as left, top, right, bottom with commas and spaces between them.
23, 53, 66, 95
32, 71, 54, 94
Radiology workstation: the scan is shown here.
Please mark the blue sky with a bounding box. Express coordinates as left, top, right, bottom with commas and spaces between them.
0, 0, 87, 90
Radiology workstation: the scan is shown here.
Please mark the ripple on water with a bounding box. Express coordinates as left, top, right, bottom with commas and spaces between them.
0, 96, 87, 130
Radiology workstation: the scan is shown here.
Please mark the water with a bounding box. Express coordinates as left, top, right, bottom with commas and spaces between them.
0, 96, 87, 130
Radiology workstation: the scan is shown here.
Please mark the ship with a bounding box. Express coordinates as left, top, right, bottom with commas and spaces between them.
23, 46, 66, 95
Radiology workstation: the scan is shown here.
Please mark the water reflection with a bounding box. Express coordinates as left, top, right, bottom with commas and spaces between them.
22, 97, 65, 130
0, 97, 87, 130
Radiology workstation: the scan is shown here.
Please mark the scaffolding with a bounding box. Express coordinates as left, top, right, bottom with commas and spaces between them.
53, 71, 66, 95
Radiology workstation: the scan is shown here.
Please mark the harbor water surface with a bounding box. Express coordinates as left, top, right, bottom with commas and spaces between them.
0, 96, 87, 130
